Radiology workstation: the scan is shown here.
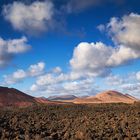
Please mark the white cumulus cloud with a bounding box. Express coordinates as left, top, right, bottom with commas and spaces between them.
70, 42, 140, 77
0, 36, 31, 67
28, 62, 46, 77
70, 42, 112, 77
107, 13, 140, 48
70, 13, 140, 77
3, 62, 45, 85
136, 71, 140, 81
52, 66, 62, 74
3, 0, 54, 34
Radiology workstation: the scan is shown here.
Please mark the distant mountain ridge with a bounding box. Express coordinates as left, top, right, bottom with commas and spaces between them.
48, 95, 77, 101
0, 86, 138, 107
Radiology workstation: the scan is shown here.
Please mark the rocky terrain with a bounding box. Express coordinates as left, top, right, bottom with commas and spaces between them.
0, 103, 140, 139
0, 86, 140, 139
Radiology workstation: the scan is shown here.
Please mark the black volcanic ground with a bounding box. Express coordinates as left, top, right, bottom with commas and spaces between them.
0, 103, 140, 139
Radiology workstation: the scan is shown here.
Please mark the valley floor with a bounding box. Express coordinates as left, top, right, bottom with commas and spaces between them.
0, 103, 140, 140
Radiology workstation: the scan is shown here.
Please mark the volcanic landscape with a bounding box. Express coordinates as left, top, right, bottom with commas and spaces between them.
0, 86, 139, 139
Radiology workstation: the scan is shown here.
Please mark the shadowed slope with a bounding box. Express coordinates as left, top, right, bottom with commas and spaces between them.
0, 87, 70, 107
0, 87, 36, 107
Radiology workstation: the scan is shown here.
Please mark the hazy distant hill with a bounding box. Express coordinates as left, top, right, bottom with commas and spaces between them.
48, 95, 77, 101
35, 97, 67, 104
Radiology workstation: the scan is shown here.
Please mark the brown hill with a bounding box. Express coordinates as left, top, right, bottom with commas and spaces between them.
0, 86, 69, 107
95, 90, 137, 103
72, 90, 138, 104
0, 86, 36, 107
73, 97, 102, 104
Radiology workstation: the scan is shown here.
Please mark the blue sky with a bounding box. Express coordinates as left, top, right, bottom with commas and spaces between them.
0, 0, 140, 98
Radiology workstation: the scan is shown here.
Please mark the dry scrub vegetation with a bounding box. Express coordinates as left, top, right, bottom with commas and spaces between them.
0, 103, 140, 140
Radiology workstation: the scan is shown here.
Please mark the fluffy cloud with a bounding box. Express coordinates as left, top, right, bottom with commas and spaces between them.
97, 24, 105, 32
107, 45, 140, 66
52, 66, 62, 74
31, 68, 88, 90
120, 83, 140, 98
3, 62, 45, 85
29, 62, 101, 96
12, 69, 26, 79
70, 42, 112, 77
107, 13, 140, 48
35, 73, 68, 86
121, 83, 140, 91
63, 78, 97, 95
3, 1, 54, 34
63, 78, 93, 91
0, 36, 31, 67
28, 62, 45, 77
3, 69, 27, 85
30, 77, 97, 96
29, 64, 97, 95
70, 13, 140, 77
136, 71, 140, 81
102, 72, 140, 98
105, 74, 125, 86
70, 42, 139, 77
106, 13, 140, 65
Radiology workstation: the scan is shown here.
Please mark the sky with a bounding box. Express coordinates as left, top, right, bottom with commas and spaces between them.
0, 0, 140, 98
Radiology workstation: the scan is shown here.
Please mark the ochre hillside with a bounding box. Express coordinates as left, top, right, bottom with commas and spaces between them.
72, 90, 138, 104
